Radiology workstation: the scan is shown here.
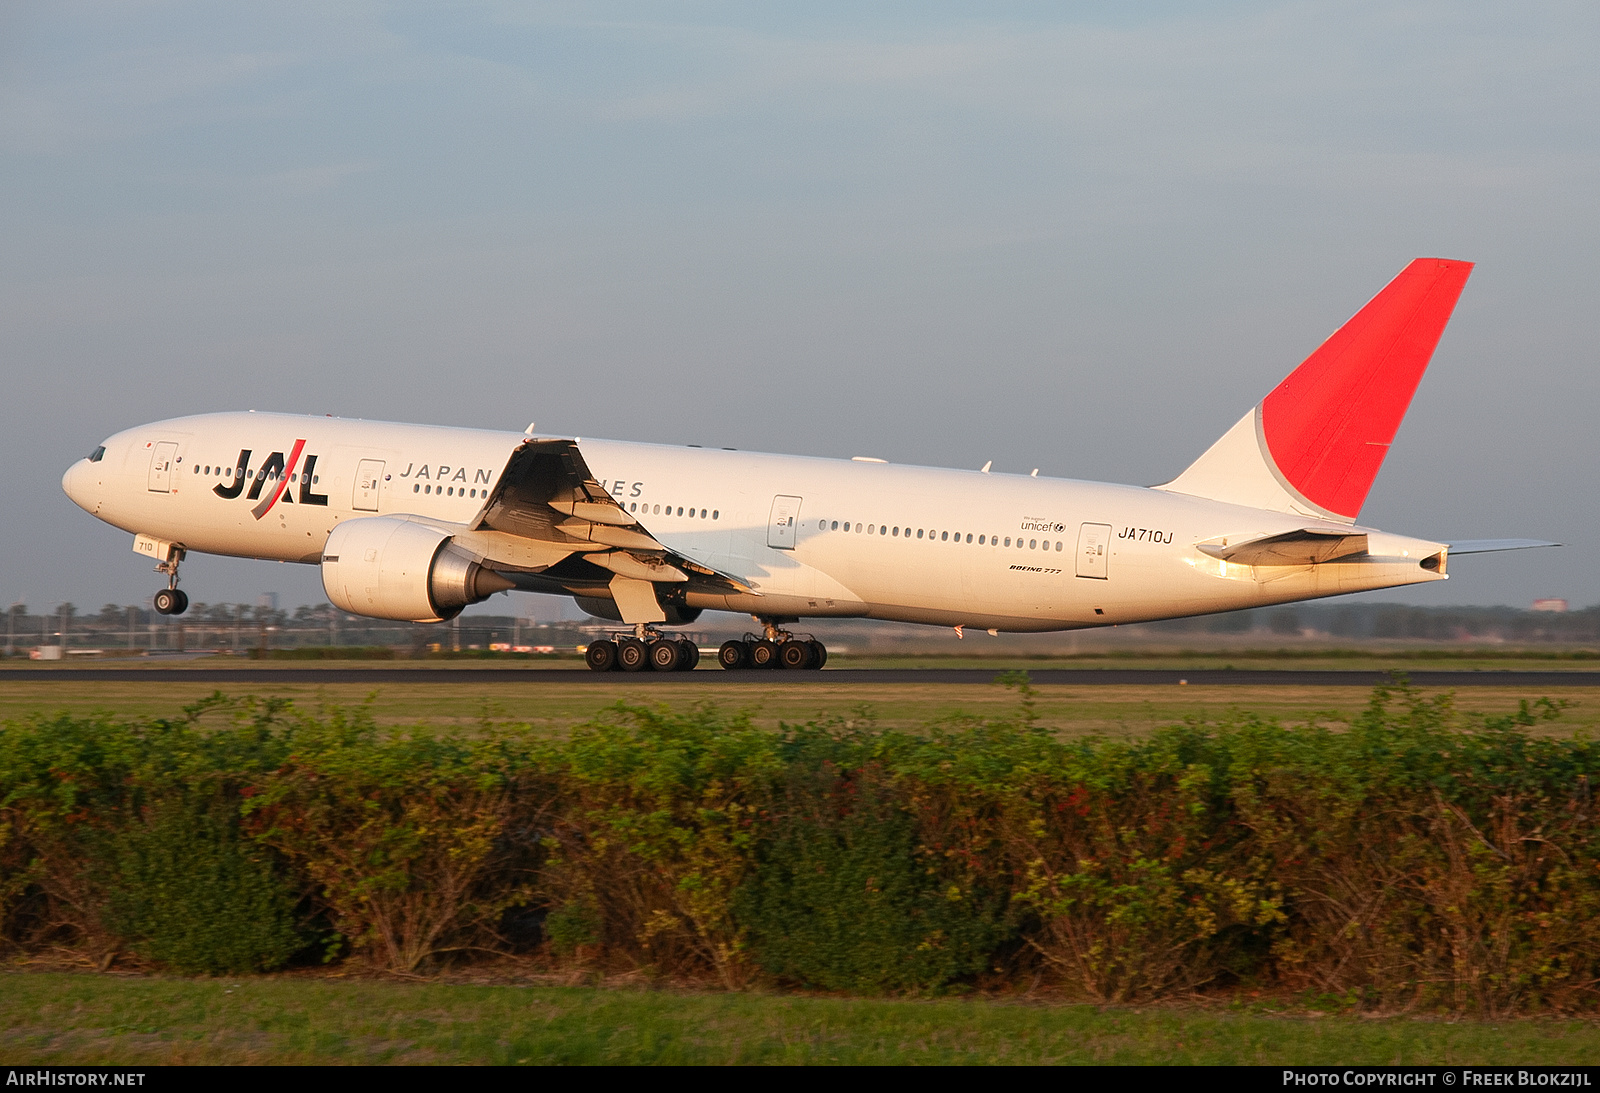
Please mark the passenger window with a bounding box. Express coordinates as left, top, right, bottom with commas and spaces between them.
312, 476, 319, 484
892, 527, 898, 536
867, 525, 874, 534
1004, 537, 1011, 547
978, 535, 985, 545
1056, 541, 1063, 551
916, 529, 923, 539
966, 534, 973, 543
414, 485, 420, 493
1029, 539, 1037, 549
677, 507, 683, 516
940, 531, 947, 541
713, 510, 719, 520
831, 521, 838, 530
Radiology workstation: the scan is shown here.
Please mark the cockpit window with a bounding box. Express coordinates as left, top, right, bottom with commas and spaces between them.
87, 446, 105, 463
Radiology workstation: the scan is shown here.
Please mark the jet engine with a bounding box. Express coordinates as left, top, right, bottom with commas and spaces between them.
320, 516, 515, 622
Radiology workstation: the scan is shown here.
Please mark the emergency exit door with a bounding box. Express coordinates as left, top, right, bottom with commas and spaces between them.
354, 460, 385, 512
1076, 523, 1111, 579
147, 442, 178, 493
768, 495, 803, 549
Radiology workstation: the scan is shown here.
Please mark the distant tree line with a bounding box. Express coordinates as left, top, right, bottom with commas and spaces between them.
4, 599, 1599, 656
1142, 602, 1600, 642
0, 601, 588, 656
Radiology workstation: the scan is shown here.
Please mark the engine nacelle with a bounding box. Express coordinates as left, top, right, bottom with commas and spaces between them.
321, 516, 514, 622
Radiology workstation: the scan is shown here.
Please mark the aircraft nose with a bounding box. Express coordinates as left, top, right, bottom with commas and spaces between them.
62, 459, 93, 513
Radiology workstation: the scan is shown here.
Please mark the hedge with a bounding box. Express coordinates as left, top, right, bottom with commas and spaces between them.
2, 679, 1597, 1013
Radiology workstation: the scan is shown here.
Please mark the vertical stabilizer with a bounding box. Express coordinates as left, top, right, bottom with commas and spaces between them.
1156, 258, 1473, 523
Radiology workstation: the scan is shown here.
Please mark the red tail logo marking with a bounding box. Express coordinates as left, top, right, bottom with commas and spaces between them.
1259, 258, 1472, 520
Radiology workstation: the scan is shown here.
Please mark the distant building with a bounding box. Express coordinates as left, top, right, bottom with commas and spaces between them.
257, 593, 279, 611
1532, 598, 1569, 613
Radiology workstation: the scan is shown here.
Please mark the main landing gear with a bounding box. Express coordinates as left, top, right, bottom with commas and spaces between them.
584, 623, 702, 673
716, 618, 827, 671
151, 545, 189, 616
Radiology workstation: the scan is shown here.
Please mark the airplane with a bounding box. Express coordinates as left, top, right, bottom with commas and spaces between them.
61, 257, 1553, 672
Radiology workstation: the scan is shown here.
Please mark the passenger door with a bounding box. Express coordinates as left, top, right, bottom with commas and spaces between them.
768, 494, 802, 550
353, 459, 385, 512
1077, 522, 1111, 579
147, 442, 178, 493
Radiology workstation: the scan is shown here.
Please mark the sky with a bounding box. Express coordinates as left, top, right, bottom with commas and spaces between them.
2, 1, 1597, 618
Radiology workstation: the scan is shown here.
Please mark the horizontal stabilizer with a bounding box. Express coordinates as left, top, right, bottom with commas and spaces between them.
1447, 539, 1559, 555
1199, 528, 1369, 566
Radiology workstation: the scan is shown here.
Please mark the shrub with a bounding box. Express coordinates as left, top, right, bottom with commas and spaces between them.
6, 678, 1600, 1013
104, 798, 302, 974
0, 696, 296, 964
1229, 684, 1600, 1014
239, 704, 543, 974
737, 726, 1009, 992
539, 703, 778, 986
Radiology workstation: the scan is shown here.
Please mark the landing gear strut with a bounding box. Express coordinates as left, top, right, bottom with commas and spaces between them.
584, 623, 700, 673
717, 617, 826, 671
151, 545, 189, 616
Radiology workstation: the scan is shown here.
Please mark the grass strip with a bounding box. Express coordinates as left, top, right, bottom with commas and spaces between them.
4, 972, 1600, 1066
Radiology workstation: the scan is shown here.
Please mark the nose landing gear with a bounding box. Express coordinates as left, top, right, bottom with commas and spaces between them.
151, 544, 189, 616
717, 617, 827, 671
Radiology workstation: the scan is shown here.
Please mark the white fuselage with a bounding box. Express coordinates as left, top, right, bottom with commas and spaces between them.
62, 411, 1448, 631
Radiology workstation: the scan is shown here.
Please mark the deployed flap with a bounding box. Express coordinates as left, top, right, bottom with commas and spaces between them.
1158, 258, 1473, 523
1199, 528, 1369, 566
610, 575, 667, 624
474, 437, 753, 594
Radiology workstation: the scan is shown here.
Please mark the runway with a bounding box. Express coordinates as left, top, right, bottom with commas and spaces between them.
3, 667, 1599, 687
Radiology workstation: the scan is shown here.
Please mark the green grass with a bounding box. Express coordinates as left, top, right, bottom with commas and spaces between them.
0, 678, 1596, 737
4, 972, 1599, 1065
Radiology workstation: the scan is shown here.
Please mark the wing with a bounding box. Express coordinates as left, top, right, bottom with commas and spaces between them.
463, 437, 753, 598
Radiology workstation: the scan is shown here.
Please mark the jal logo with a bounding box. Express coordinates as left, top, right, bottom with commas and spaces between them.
213, 442, 328, 520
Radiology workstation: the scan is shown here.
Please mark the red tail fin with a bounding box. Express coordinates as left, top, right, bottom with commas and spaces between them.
1260, 258, 1473, 519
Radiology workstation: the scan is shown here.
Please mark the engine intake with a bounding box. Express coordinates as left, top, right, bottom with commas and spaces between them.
321, 516, 514, 622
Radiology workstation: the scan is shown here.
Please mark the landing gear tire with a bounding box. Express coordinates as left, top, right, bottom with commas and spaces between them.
617, 638, 649, 672
153, 588, 188, 616
807, 640, 827, 669
718, 640, 748, 670
585, 639, 619, 672
750, 639, 780, 669
648, 639, 682, 673
779, 640, 814, 670
677, 639, 700, 671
